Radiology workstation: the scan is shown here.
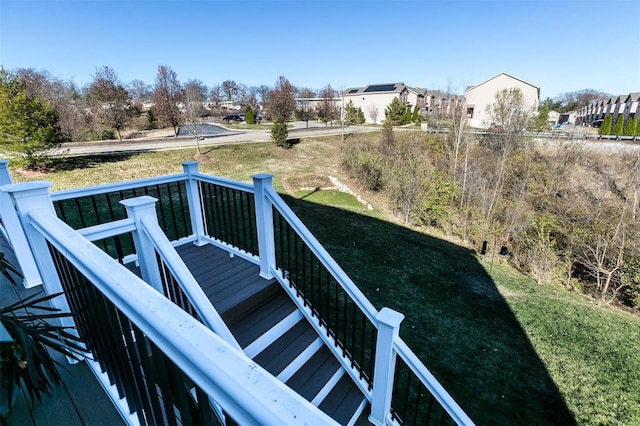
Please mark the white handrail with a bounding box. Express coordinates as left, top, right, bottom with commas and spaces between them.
394, 339, 475, 426
50, 172, 189, 201
193, 173, 254, 193
265, 186, 379, 324
27, 207, 338, 426
139, 215, 242, 351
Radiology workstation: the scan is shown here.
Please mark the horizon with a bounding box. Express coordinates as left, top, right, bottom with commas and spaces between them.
1, 1, 639, 100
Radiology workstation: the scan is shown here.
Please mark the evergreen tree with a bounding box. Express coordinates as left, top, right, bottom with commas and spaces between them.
623, 117, 637, 136
533, 103, 550, 131
411, 105, 420, 123
613, 115, 624, 136
385, 97, 407, 126
403, 107, 412, 125
599, 114, 612, 135
344, 100, 360, 124
356, 107, 365, 124
0, 69, 65, 168
245, 106, 255, 125
271, 116, 289, 147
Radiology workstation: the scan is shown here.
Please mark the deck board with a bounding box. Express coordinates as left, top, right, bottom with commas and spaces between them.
0, 235, 124, 426
286, 345, 342, 401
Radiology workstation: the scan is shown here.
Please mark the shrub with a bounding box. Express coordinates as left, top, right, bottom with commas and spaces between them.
245, 106, 255, 125
599, 114, 612, 135
613, 115, 624, 136
341, 138, 384, 190
623, 117, 638, 136
270, 116, 289, 148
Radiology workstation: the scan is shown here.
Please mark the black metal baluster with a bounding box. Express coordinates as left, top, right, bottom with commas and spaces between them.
133, 327, 164, 425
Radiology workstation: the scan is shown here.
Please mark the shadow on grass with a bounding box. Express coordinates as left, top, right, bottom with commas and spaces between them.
53, 153, 136, 172
279, 193, 576, 426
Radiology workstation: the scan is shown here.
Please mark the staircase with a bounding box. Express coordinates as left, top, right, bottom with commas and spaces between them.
166, 243, 371, 425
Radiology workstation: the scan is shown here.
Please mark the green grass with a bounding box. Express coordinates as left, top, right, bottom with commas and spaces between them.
6, 135, 640, 425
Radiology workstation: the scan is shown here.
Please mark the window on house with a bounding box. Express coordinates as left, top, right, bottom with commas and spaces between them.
466, 107, 474, 118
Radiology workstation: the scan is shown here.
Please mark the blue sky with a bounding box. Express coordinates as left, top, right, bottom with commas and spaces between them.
1, 1, 639, 99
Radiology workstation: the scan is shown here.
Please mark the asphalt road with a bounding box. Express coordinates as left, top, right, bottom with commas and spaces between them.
60, 122, 376, 156
58, 122, 640, 157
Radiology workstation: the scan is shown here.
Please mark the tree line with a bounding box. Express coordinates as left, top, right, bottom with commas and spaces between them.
342, 88, 640, 311
0, 65, 341, 166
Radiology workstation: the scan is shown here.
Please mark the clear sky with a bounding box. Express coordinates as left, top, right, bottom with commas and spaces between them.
1, 0, 639, 99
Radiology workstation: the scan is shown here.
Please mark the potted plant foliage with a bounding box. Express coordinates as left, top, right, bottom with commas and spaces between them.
0, 251, 84, 419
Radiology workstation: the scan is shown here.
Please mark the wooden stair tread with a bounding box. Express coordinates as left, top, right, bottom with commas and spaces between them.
318, 375, 366, 425
253, 321, 318, 377
285, 345, 342, 401
228, 292, 297, 348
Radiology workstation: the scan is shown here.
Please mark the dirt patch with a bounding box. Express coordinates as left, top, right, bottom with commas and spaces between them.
281, 174, 333, 193
194, 153, 215, 164
12, 168, 50, 180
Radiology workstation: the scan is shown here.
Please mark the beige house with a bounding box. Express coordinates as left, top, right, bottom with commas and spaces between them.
341, 83, 428, 124
464, 73, 540, 128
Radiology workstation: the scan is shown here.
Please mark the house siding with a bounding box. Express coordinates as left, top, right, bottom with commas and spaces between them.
465, 73, 539, 129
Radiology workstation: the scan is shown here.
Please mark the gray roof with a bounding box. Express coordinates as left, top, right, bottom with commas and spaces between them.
342, 83, 407, 96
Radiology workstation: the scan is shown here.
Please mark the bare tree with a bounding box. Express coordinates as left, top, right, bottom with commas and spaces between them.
181, 79, 208, 154
88, 66, 131, 141
221, 80, 238, 102
16, 68, 86, 142
295, 102, 315, 128
445, 103, 468, 182
127, 80, 152, 101
296, 87, 316, 98
317, 84, 338, 126
385, 133, 429, 225
367, 104, 379, 124
483, 88, 532, 221
256, 85, 271, 111
267, 76, 296, 120
577, 207, 632, 304
209, 84, 223, 112
628, 151, 640, 221
152, 65, 183, 137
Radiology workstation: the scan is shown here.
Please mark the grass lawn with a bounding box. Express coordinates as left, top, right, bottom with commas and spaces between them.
6, 135, 640, 425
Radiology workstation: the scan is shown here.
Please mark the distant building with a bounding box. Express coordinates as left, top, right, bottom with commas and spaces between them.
341, 83, 461, 124
464, 72, 540, 129
576, 92, 639, 126
548, 109, 561, 126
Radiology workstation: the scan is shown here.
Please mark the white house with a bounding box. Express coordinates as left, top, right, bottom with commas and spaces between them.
464, 73, 540, 128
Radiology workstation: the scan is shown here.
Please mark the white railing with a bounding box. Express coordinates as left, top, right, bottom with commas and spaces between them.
2, 162, 475, 425
0, 161, 43, 287
5, 181, 337, 426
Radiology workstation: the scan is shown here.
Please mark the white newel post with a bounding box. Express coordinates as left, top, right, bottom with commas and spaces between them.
370, 307, 405, 426
3, 181, 79, 354
252, 174, 275, 279
120, 196, 163, 294
0, 162, 43, 288
182, 161, 206, 246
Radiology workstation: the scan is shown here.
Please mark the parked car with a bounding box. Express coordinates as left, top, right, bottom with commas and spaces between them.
222, 114, 243, 122
591, 119, 604, 128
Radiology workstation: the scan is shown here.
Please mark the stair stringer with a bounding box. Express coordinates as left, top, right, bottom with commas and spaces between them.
271, 269, 374, 402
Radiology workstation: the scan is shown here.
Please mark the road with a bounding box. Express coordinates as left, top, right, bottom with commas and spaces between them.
59, 122, 640, 156
60, 122, 376, 156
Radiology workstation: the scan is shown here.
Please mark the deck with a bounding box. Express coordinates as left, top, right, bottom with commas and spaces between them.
1, 235, 124, 426
2, 236, 370, 425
